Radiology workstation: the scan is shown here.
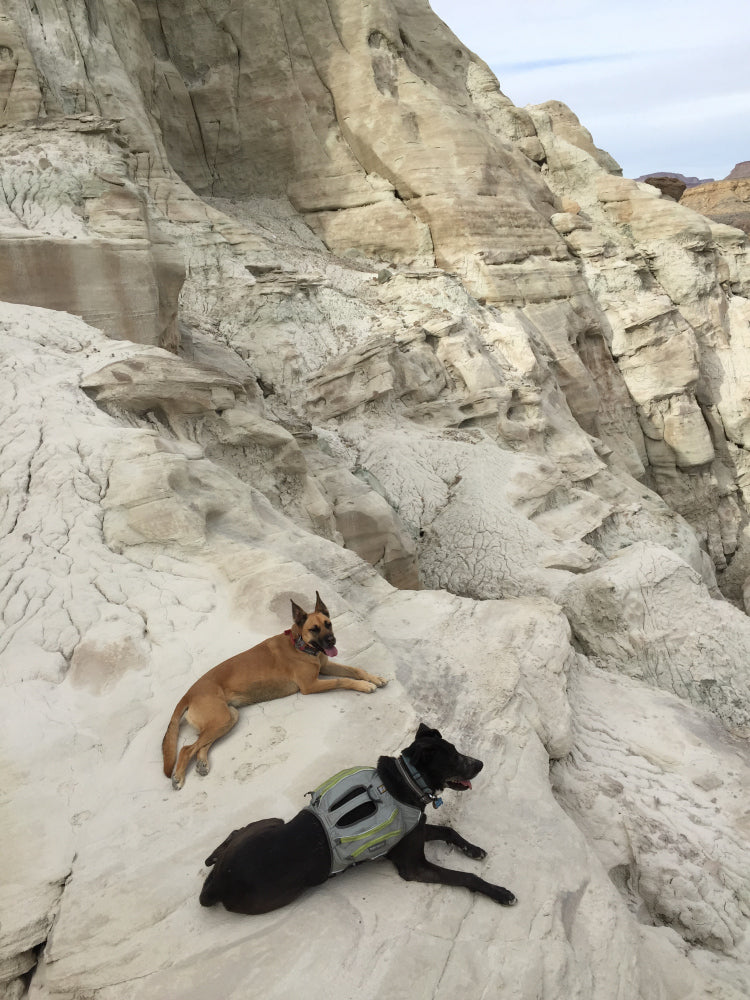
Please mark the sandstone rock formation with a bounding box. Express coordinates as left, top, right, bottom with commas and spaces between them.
0, 118, 184, 347
2, 2, 750, 999
681, 177, 750, 236
642, 175, 687, 202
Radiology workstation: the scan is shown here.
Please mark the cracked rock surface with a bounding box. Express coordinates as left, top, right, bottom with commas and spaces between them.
2, 2, 750, 999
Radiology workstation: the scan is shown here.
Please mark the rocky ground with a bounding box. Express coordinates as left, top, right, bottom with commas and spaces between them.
2, 2, 750, 998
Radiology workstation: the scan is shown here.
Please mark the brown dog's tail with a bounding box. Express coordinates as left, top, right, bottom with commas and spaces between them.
162, 695, 189, 779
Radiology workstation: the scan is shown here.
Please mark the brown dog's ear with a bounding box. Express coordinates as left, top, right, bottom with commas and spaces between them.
314, 591, 329, 616
291, 600, 308, 627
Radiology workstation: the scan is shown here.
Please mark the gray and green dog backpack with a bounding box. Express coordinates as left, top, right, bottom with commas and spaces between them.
304, 766, 423, 875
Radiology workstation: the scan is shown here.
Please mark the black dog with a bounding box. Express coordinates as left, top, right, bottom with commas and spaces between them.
199, 724, 517, 913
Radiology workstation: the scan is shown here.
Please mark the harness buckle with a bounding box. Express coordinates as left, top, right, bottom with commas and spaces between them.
367, 782, 386, 803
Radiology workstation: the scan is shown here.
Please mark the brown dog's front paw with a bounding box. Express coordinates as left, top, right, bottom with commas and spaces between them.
171, 774, 184, 791
363, 673, 387, 687
359, 681, 377, 693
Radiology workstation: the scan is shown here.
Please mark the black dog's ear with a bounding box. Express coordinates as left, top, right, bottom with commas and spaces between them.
291, 599, 308, 627
416, 722, 441, 740
314, 591, 329, 616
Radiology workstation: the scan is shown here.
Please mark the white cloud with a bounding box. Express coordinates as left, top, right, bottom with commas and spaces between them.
430, 0, 750, 179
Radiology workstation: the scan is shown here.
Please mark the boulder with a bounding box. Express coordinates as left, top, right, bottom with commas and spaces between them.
642, 175, 687, 201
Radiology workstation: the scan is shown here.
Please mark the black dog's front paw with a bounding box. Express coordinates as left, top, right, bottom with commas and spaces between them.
461, 843, 487, 860
495, 887, 517, 906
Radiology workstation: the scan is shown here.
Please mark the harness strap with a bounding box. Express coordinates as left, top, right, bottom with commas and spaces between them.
305, 767, 423, 874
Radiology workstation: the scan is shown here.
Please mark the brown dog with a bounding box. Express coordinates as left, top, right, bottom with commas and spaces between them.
162, 593, 387, 789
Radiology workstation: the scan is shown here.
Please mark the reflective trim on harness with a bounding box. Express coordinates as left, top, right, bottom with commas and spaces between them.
312, 766, 372, 799
304, 766, 422, 875
350, 828, 403, 859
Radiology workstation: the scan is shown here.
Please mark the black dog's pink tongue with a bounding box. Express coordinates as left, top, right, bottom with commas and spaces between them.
325, 646, 338, 657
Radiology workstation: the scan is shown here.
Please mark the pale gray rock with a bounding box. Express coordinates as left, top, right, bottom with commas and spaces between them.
81, 352, 244, 415
371, 592, 750, 1000
2, 1, 750, 998
524, 99, 750, 588
8, 0, 742, 587
4, 297, 747, 1000
79, 337, 421, 582
0, 12, 41, 122
553, 665, 750, 985
310, 459, 420, 589
356, 425, 603, 598
0, 119, 184, 348
561, 543, 750, 734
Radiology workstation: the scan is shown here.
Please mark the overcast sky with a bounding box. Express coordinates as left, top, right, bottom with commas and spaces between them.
430, 0, 749, 181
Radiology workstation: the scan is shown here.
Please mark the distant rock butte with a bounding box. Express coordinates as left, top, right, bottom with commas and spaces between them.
726, 160, 750, 180
636, 164, 750, 186
636, 171, 714, 187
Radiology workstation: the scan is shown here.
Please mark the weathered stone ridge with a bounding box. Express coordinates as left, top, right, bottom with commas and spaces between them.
4, 0, 743, 595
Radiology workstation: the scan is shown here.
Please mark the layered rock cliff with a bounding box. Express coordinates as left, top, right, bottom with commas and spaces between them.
682, 176, 750, 237
2, 2, 750, 999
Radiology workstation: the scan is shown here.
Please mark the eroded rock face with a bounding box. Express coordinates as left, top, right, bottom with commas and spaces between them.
553, 666, 750, 965
521, 100, 750, 599
0, 11, 42, 120
0, 118, 184, 347
561, 543, 750, 734
3, 2, 750, 999
6, 0, 750, 597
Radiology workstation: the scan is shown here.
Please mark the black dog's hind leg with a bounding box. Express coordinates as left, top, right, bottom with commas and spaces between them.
389, 826, 517, 906
205, 828, 241, 867
424, 823, 487, 860
204, 819, 284, 866
200, 819, 286, 909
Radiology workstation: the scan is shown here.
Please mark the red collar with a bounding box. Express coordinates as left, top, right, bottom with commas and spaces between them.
284, 629, 320, 657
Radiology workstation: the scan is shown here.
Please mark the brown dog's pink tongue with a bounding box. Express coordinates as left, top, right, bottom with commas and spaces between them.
325, 646, 338, 657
